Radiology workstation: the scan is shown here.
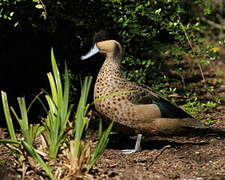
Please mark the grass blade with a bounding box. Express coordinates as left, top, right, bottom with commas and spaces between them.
1, 91, 17, 140
22, 141, 53, 179
87, 122, 113, 170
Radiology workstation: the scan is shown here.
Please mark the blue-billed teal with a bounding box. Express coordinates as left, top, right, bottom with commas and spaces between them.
81, 34, 204, 153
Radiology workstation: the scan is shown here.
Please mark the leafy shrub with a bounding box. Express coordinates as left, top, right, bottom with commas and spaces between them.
1, 0, 220, 122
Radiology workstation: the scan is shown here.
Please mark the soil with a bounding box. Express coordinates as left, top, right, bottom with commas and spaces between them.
1, 50, 225, 180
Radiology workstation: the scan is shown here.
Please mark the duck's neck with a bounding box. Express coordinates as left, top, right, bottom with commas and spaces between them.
94, 56, 124, 99
99, 57, 123, 79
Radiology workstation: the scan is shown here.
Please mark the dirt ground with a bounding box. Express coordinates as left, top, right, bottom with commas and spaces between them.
93, 115, 225, 180
1, 51, 225, 180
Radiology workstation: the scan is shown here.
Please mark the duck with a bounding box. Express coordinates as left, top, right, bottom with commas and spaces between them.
81, 32, 204, 154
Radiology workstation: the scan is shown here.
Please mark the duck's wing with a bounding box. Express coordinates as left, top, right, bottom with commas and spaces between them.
126, 82, 193, 119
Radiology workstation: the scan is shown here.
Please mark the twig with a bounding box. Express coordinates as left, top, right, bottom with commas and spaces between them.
201, 16, 225, 30
37, 0, 47, 19
180, 74, 186, 89
149, 145, 171, 166
178, 16, 207, 88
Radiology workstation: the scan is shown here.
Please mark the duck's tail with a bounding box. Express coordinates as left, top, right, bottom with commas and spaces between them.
177, 117, 205, 129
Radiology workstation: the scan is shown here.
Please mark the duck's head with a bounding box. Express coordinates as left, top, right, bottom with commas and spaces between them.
81, 32, 124, 61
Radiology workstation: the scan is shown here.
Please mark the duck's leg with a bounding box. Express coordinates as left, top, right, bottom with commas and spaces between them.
121, 134, 142, 154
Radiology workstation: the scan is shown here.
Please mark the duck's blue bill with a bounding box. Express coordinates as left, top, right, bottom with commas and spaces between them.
81, 44, 99, 60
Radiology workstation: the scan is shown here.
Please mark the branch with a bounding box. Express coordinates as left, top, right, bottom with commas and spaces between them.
201, 16, 225, 30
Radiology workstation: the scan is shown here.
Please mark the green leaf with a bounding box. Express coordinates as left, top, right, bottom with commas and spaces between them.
87, 122, 113, 170
1, 91, 17, 141
35, 4, 44, 9
73, 76, 93, 158
22, 141, 53, 179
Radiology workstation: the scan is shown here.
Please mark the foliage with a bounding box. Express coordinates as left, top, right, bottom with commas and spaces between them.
183, 93, 218, 125
0, 0, 219, 83
1, 91, 53, 179
1, 91, 17, 140
0, 50, 112, 179
0, 0, 46, 27
104, 0, 215, 83
43, 49, 73, 160
87, 120, 113, 171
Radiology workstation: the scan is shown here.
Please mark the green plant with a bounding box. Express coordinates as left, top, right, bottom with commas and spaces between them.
66, 76, 113, 177
87, 120, 113, 171
1, 92, 53, 179
0, 49, 112, 179
183, 93, 218, 123
1, 91, 17, 141
68, 76, 93, 175
42, 48, 73, 160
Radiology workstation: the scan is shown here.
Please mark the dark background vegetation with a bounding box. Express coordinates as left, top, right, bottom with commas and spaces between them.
0, 0, 223, 125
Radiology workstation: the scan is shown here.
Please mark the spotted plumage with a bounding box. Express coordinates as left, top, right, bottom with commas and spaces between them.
82, 38, 204, 136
